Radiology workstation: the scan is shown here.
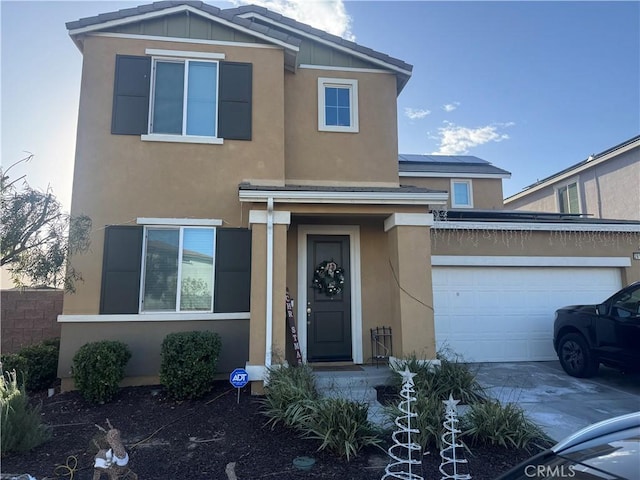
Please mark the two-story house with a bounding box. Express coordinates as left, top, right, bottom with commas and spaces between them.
505, 135, 640, 220
59, 1, 640, 391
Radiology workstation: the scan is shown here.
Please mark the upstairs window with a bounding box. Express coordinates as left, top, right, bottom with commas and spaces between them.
318, 77, 359, 133
151, 60, 218, 137
111, 54, 252, 142
558, 182, 580, 214
451, 180, 473, 208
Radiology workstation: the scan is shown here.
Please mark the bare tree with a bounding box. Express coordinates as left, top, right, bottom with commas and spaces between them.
1, 154, 91, 291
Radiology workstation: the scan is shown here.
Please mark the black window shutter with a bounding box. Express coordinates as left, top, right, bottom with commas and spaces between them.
214, 229, 252, 312
112, 55, 151, 135
100, 226, 143, 314
218, 62, 252, 140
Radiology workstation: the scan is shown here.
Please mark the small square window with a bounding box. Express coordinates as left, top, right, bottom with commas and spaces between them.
451, 180, 473, 208
318, 78, 359, 133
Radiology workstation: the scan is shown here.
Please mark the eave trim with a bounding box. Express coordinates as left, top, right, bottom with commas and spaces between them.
239, 189, 448, 205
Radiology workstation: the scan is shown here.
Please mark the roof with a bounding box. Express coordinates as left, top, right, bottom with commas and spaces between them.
238, 182, 448, 206
505, 134, 640, 202
398, 154, 511, 178
66, 1, 412, 91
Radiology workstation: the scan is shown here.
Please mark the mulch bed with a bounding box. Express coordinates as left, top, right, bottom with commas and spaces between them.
2, 381, 540, 479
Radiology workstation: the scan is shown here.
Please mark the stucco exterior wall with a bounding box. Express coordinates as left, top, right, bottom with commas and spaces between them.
283, 68, 400, 187
58, 318, 249, 390
431, 229, 640, 285
64, 35, 286, 315
405, 177, 505, 210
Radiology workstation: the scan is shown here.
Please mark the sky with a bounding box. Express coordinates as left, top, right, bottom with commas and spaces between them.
1, 0, 639, 212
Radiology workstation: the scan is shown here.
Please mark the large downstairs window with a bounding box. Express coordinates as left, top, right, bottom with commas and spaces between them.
141, 227, 215, 312
151, 60, 218, 137
99, 224, 251, 315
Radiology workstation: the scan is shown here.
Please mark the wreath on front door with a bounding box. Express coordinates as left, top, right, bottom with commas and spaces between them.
312, 260, 345, 297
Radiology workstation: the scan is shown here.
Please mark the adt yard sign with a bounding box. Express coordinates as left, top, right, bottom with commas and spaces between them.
230, 368, 249, 388
230, 368, 249, 404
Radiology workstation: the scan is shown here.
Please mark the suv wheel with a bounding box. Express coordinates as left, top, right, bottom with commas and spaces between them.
558, 333, 599, 378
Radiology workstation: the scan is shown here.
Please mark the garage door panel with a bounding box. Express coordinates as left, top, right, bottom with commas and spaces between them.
433, 266, 622, 362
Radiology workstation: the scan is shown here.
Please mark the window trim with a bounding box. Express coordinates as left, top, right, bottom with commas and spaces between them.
556, 180, 581, 214
139, 225, 217, 314
317, 77, 359, 133
147, 56, 221, 141
451, 179, 473, 208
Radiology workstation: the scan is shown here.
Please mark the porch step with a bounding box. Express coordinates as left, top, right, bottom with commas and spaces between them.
313, 365, 396, 428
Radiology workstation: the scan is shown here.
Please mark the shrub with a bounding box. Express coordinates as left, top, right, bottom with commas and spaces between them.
160, 331, 222, 400
1, 370, 51, 453
462, 399, 551, 449
299, 398, 382, 461
262, 363, 319, 428
72, 340, 131, 403
0, 338, 60, 392
392, 352, 485, 404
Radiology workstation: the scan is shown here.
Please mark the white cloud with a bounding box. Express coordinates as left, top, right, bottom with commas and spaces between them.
404, 107, 431, 120
432, 122, 513, 155
232, 0, 355, 40
442, 102, 460, 112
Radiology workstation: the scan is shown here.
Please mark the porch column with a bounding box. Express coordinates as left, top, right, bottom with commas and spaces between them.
384, 213, 436, 359
247, 209, 291, 394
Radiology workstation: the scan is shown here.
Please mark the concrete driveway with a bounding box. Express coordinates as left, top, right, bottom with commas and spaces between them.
473, 361, 640, 442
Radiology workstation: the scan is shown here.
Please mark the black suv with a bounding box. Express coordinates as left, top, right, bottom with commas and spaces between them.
553, 281, 640, 377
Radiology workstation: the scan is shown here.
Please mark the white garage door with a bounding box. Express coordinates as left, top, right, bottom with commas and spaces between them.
432, 267, 622, 362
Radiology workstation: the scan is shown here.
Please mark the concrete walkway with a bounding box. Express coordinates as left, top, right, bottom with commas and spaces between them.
473, 361, 640, 442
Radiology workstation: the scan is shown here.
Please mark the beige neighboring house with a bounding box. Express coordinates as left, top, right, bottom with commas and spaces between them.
58, 2, 640, 393
505, 135, 640, 220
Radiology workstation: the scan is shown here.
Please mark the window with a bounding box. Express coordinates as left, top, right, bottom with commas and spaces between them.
141, 227, 216, 312
100, 225, 251, 315
112, 54, 252, 141
558, 182, 580, 214
150, 59, 218, 138
451, 180, 473, 208
318, 77, 359, 133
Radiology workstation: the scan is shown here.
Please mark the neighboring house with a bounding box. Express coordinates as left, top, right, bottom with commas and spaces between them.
504, 135, 640, 220
58, 1, 640, 392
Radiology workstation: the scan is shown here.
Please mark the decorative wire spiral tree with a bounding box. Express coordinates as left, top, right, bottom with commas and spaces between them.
382, 367, 423, 480
439, 394, 471, 480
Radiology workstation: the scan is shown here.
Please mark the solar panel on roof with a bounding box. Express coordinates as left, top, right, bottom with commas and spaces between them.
398, 154, 490, 164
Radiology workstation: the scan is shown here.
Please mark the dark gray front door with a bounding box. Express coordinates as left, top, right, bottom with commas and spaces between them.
307, 235, 352, 362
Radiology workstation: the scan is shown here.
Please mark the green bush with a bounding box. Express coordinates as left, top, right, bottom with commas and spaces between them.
299, 398, 382, 461
71, 340, 131, 403
393, 352, 485, 404
160, 331, 222, 400
0, 338, 60, 392
262, 363, 319, 428
386, 389, 447, 450
462, 399, 551, 449
1, 370, 51, 453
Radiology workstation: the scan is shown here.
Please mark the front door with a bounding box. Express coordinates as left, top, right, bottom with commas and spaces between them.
307, 235, 352, 362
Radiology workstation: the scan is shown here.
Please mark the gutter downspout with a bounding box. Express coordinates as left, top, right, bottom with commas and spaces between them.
265, 197, 274, 369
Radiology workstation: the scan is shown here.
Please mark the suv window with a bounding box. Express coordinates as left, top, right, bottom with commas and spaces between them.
610, 284, 640, 318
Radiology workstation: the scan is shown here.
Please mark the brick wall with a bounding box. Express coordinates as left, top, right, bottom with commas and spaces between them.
1, 289, 63, 354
